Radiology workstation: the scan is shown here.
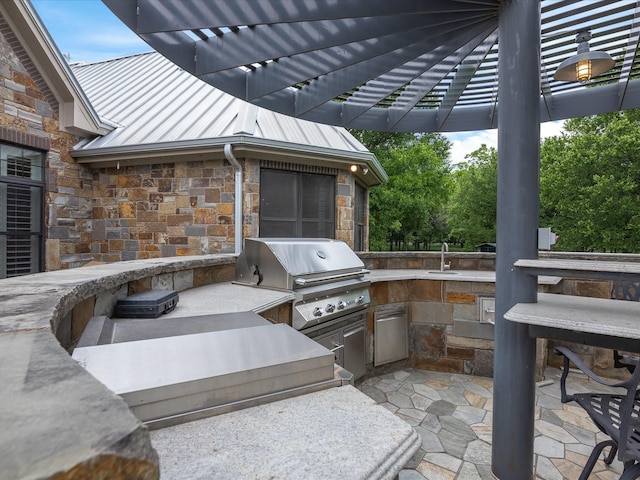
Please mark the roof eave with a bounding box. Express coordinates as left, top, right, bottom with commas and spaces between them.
72, 135, 387, 186
2, 0, 113, 136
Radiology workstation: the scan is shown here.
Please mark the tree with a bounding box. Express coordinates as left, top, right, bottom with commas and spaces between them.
447, 145, 497, 249
349, 130, 416, 159
351, 130, 453, 250
540, 109, 640, 252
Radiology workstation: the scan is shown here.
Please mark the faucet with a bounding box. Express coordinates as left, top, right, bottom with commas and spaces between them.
440, 242, 450, 271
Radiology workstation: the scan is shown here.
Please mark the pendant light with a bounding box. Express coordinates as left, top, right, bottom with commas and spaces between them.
554, 29, 614, 82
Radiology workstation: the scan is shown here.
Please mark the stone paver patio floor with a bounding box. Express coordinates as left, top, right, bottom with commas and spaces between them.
359, 367, 624, 479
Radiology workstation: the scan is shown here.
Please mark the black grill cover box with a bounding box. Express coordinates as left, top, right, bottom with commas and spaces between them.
114, 290, 179, 318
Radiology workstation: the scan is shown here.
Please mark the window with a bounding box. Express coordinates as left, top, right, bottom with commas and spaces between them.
260, 169, 335, 238
0, 144, 44, 278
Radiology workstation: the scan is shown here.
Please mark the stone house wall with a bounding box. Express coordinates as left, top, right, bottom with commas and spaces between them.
91, 157, 364, 262
0, 14, 93, 272
336, 170, 356, 246
0, 6, 370, 272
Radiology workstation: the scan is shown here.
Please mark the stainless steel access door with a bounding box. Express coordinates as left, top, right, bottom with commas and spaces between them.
343, 321, 366, 380
374, 305, 408, 367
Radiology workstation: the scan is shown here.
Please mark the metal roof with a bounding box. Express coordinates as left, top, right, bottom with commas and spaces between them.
70, 51, 382, 179
102, 0, 640, 133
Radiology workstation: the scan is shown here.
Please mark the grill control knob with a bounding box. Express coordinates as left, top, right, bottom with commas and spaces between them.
356, 295, 365, 304
313, 307, 324, 317
337, 301, 347, 310
325, 303, 336, 313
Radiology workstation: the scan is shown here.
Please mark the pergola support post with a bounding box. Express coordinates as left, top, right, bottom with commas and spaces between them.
492, 1, 540, 478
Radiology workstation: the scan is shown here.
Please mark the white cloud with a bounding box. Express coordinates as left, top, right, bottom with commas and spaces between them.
445, 120, 566, 165
445, 130, 497, 165
540, 120, 565, 138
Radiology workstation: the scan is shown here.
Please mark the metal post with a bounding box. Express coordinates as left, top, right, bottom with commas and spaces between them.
492, 1, 540, 478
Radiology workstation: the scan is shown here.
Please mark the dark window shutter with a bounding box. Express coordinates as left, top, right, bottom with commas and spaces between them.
260, 168, 335, 238
0, 146, 44, 278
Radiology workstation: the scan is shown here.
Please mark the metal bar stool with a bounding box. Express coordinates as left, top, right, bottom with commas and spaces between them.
555, 347, 640, 480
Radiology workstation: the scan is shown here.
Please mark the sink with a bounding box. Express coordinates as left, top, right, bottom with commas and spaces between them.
427, 271, 460, 274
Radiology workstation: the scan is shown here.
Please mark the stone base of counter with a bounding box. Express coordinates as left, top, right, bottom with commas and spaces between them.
0, 331, 158, 480
150, 385, 421, 480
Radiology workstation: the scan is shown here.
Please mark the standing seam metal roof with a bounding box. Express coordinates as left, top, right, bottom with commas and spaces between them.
70, 51, 373, 157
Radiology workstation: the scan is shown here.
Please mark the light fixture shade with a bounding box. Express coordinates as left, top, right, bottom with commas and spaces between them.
554, 50, 615, 82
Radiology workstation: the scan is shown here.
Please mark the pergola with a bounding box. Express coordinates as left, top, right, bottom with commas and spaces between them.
103, 1, 640, 478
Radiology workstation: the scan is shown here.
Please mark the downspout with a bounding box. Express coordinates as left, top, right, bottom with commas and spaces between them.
224, 144, 243, 254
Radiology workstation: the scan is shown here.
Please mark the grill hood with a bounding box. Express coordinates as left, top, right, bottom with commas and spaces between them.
235, 238, 368, 290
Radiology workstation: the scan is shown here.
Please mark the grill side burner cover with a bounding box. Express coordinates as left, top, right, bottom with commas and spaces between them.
235, 238, 367, 290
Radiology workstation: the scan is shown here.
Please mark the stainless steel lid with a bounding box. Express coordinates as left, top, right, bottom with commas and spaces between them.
235, 238, 368, 290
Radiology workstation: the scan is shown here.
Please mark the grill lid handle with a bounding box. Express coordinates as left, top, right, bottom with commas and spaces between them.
294, 269, 370, 286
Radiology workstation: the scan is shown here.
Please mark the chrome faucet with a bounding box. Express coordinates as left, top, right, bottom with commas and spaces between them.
440, 242, 451, 271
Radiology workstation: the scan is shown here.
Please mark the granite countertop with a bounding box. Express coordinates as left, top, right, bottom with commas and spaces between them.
368, 269, 561, 285
156, 270, 562, 321
506, 292, 640, 340
150, 385, 420, 480
161, 282, 294, 318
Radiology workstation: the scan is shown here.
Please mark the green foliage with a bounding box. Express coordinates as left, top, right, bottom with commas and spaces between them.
540, 109, 640, 252
354, 109, 640, 254
447, 145, 497, 249
349, 130, 416, 158
350, 130, 453, 250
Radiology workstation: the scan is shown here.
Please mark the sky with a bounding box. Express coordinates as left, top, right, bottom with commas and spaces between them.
30, 0, 566, 165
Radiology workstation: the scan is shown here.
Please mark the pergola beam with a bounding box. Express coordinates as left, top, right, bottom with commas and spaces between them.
134, 0, 499, 33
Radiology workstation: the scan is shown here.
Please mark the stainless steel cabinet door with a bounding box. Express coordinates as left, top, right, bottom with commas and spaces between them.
343, 322, 366, 380
374, 307, 408, 366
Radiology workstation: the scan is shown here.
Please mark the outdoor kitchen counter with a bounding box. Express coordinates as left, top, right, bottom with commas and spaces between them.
159, 270, 562, 320
368, 269, 561, 284
150, 384, 420, 480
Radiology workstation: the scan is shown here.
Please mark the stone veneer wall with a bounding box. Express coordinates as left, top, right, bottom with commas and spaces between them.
92, 160, 245, 260
360, 251, 638, 379
0, 14, 93, 271
336, 169, 360, 248
91, 158, 362, 262
367, 277, 552, 378
362, 253, 500, 377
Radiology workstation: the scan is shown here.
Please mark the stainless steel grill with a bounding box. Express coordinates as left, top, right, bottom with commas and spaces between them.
235, 238, 371, 379
235, 238, 370, 330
